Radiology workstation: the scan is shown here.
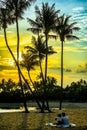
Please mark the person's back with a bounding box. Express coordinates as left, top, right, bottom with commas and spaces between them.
62, 113, 69, 125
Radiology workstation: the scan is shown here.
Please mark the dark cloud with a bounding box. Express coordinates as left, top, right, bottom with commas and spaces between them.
49, 67, 72, 73
77, 69, 87, 73
65, 69, 72, 72
76, 62, 87, 73
49, 67, 61, 70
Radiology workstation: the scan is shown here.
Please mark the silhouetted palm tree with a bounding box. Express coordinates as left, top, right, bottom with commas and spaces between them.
0, 7, 29, 112
21, 52, 39, 83
27, 3, 59, 111
0, 6, 44, 112
25, 36, 45, 81
56, 14, 80, 110
5, 0, 36, 112
25, 36, 56, 80
24, 36, 56, 111
27, 3, 59, 81
20, 51, 45, 112
1, 0, 35, 113
4, 0, 35, 62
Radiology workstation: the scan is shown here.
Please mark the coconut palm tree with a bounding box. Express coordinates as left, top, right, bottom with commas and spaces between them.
20, 51, 45, 112
25, 36, 56, 80
20, 52, 39, 83
0, 7, 29, 112
0, 0, 45, 112
4, 0, 36, 62
4, 0, 36, 112
56, 14, 80, 110
25, 36, 45, 81
24, 36, 56, 110
27, 2, 59, 81
0, 8, 43, 112
0, 7, 44, 112
27, 3, 59, 111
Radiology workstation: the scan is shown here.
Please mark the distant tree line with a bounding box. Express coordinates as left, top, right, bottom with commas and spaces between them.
0, 78, 87, 103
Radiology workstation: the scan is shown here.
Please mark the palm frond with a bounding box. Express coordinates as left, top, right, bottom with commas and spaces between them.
24, 46, 37, 53
48, 34, 57, 39
56, 14, 80, 42
2, 0, 36, 20
72, 27, 80, 31
35, 5, 41, 17
27, 18, 38, 26
21, 52, 39, 71
27, 27, 40, 34
64, 15, 71, 25
66, 35, 79, 40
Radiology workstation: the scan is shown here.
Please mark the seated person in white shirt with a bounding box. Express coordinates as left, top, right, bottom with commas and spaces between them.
62, 112, 70, 127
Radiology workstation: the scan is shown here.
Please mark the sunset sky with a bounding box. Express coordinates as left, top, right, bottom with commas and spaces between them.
0, 0, 87, 87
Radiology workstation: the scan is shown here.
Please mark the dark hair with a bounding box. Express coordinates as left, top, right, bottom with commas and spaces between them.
58, 114, 61, 117
62, 112, 65, 116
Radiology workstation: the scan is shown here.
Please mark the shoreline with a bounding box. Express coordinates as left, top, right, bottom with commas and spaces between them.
0, 101, 87, 108
0, 102, 87, 113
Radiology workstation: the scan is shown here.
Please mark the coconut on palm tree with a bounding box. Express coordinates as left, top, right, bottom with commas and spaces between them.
55, 14, 80, 110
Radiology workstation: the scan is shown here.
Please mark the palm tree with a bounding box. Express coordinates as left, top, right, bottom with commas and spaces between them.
27, 3, 59, 111
25, 36, 56, 80
25, 36, 56, 110
20, 51, 45, 112
0, 7, 44, 112
25, 36, 45, 81
27, 2, 59, 81
0, 7, 29, 112
4, 0, 36, 63
20, 52, 39, 84
56, 14, 80, 110
1, 0, 36, 112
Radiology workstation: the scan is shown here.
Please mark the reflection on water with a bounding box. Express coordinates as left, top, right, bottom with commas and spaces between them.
0, 108, 23, 113
0, 107, 37, 113
0, 103, 37, 113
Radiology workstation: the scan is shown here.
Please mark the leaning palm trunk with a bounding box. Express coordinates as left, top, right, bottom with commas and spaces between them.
28, 71, 45, 112
3, 28, 44, 113
4, 27, 28, 112
16, 16, 29, 113
59, 41, 64, 110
